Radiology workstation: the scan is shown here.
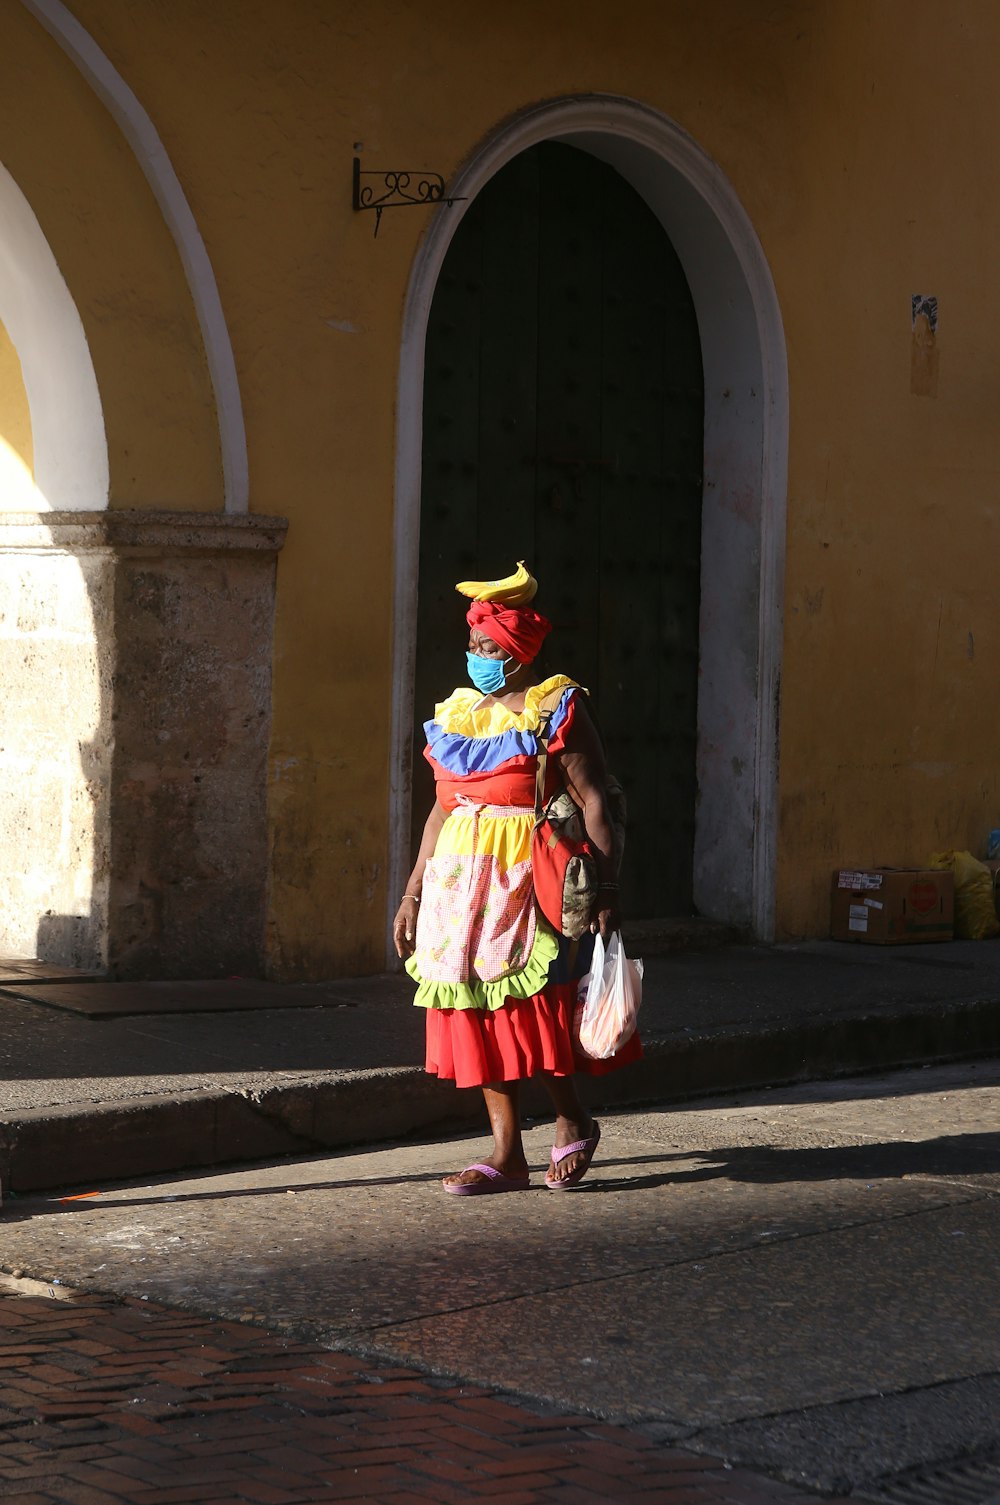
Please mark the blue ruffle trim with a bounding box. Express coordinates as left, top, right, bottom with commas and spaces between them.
424, 688, 574, 777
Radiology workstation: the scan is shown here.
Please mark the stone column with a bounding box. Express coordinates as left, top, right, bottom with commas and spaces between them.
0, 511, 287, 979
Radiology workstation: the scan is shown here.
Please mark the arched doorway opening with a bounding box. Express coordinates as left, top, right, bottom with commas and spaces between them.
0, 160, 108, 509
389, 96, 788, 960
0, 159, 109, 966
413, 140, 703, 921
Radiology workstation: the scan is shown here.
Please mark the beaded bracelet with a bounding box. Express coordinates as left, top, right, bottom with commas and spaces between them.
402, 893, 421, 903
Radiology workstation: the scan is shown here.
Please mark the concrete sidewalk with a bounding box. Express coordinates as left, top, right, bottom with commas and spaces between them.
4, 1060, 1000, 1499
3, 935, 1000, 1194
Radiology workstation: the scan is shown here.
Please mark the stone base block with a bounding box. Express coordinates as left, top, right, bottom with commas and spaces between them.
0, 511, 286, 979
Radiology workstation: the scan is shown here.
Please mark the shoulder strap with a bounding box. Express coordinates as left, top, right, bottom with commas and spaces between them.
533, 684, 576, 818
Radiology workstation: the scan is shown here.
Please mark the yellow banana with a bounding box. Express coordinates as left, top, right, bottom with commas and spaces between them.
455, 560, 538, 605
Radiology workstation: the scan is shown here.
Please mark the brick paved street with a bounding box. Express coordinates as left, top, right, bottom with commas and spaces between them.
0, 1284, 843, 1505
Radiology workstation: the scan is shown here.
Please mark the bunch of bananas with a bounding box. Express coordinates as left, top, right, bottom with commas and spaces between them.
455, 560, 538, 605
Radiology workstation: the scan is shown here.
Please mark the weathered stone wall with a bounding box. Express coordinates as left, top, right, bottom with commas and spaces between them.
0, 513, 286, 978
108, 528, 283, 978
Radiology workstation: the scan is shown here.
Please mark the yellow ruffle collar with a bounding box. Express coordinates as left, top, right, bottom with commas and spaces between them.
434, 674, 581, 738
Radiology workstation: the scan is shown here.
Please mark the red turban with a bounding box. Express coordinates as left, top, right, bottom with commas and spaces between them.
466, 599, 552, 664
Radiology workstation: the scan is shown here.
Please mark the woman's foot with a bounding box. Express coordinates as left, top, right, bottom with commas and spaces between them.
443, 1153, 530, 1191
546, 1115, 600, 1187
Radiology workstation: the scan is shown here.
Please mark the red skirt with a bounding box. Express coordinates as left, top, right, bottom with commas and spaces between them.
424, 983, 643, 1089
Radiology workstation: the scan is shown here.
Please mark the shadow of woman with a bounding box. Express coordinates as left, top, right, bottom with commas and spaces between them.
579, 1131, 1000, 1193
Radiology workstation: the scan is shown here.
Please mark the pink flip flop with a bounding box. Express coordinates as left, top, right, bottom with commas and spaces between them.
443, 1163, 531, 1196
545, 1120, 602, 1190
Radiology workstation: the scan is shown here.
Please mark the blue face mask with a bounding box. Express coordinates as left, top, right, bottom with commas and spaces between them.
466, 650, 512, 695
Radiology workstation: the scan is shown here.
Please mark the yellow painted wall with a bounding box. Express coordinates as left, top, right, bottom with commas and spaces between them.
8, 0, 1000, 967
59, 0, 828, 975
772, 2, 1000, 933
0, 320, 34, 508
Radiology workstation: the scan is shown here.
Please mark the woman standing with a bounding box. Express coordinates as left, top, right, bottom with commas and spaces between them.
394, 564, 641, 1194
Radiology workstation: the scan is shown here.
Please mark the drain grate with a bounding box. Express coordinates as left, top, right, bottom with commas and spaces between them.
859, 1452, 1000, 1505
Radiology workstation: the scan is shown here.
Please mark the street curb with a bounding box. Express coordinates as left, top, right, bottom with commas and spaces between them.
0, 1068, 480, 1195
4, 996, 1000, 1193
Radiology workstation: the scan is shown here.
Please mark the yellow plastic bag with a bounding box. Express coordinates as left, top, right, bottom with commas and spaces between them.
927, 850, 1000, 940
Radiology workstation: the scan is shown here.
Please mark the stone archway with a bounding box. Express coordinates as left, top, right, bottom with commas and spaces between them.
20, 0, 248, 514
0, 160, 284, 977
388, 94, 788, 959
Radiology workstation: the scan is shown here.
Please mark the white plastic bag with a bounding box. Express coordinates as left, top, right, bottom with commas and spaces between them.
574, 930, 643, 1060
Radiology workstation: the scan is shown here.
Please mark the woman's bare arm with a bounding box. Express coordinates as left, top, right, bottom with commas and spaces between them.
554, 699, 621, 939
393, 800, 447, 959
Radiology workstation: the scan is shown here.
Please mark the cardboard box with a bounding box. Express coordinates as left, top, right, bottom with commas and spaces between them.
830, 868, 954, 944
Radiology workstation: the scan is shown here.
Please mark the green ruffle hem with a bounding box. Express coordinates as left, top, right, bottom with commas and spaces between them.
405, 922, 559, 1012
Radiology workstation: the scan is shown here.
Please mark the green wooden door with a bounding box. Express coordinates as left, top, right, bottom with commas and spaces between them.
415, 142, 703, 918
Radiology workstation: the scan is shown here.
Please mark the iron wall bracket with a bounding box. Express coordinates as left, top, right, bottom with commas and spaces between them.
352, 157, 463, 238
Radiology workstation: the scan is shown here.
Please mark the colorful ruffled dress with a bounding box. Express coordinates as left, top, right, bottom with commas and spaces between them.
405, 674, 643, 1089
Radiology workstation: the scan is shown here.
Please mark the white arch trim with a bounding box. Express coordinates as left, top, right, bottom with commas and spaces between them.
388, 95, 788, 959
21, 0, 249, 514
0, 162, 108, 510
